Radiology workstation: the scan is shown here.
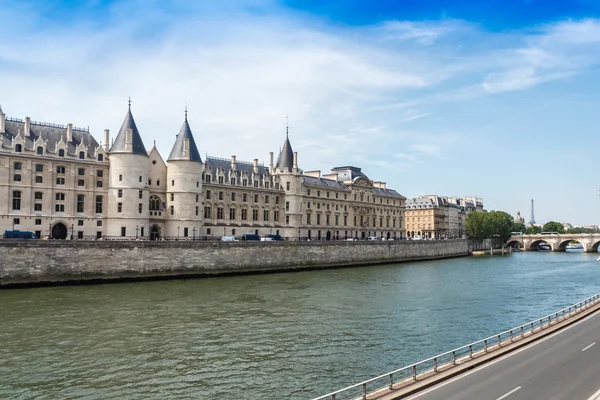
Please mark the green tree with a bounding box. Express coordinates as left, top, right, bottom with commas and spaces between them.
486, 211, 514, 245
542, 221, 565, 233
511, 222, 526, 233
525, 226, 541, 235
466, 212, 489, 241
567, 227, 595, 234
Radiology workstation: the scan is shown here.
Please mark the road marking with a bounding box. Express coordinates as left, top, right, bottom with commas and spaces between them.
405, 307, 600, 400
582, 342, 596, 352
496, 386, 521, 400
587, 387, 600, 400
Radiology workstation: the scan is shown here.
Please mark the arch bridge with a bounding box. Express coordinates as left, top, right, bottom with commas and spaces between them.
507, 234, 600, 253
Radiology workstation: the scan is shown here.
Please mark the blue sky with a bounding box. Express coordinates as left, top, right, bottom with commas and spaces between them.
2, 0, 600, 225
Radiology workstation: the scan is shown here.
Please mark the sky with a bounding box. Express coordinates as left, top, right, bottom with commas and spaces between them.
1, 0, 600, 225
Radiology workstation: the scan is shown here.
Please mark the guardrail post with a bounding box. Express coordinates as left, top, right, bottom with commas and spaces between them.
452, 351, 456, 364
469, 345, 473, 358
548, 316, 551, 325
412, 365, 417, 381
520, 326, 524, 337
389, 374, 393, 390
332, 394, 336, 400
510, 330, 513, 342
433, 358, 438, 372
540, 319, 543, 329
362, 383, 367, 400
497, 335, 501, 348
531, 322, 534, 332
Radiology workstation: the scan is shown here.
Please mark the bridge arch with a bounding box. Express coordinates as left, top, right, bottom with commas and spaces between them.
506, 240, 523, 249
589, 241, 600, 253
557, 239, 578, 252
527, 239, 553, 252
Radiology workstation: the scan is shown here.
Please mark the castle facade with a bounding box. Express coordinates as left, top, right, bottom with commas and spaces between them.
0, 104, 406, 240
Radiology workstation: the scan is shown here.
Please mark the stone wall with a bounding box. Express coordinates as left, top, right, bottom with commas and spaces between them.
0, 239, 470, 287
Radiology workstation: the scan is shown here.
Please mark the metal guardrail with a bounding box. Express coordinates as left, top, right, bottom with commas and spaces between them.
312, 293, 600, 400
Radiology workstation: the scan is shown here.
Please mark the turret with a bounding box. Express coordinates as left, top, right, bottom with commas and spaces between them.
165, 108, 203, 239
106, 100, 150, 238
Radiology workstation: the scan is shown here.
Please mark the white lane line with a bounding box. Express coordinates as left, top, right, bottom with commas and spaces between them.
496, 386, 521, 400
405, 309, 600, 400
582, 342, 596, 352
587, 387, 600, 400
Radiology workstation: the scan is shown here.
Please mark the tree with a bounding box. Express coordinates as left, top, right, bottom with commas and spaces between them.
466, 212, 489, 241
486, 211, 514, 245
542, 221, 565, 233
511, 222, 526, 233
525, 226, 541, 235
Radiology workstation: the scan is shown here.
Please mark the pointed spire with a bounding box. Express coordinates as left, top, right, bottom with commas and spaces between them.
109, 102, 148, 156
276, 120, 294, 172
286, 115, 289, 139
128, 96, 132, 110
167, 111, 202, 163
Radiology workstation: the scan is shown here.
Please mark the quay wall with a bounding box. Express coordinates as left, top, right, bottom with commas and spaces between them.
0, 239, 470, 287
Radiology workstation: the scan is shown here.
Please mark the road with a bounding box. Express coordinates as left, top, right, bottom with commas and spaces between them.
405, 309, 600, 400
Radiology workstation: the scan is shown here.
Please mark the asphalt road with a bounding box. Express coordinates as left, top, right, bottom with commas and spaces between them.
405, 309, 600, 400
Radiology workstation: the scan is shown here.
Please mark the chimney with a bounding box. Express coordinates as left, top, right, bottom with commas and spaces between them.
125, 128, 133, 151
231, 155, 237, 170
269, 152, 274, 174
293, 152, 298, 171
66, 123, 73, 142
103, 129, 110, 152
183, 138, 190, 159
253, 158, 259, 174
0, 106, 5, 134
24, 117, 31, 137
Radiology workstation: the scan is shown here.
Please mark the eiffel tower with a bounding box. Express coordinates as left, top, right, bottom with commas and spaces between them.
528, 198, 536, 225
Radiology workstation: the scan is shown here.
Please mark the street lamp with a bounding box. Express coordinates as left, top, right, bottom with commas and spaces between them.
70, 224, 74, 240
136, 225, 139, 239
49, 223, 52, 239
192, 227, 196, 241
223, 227, 226, 237
177, 226, 180, 241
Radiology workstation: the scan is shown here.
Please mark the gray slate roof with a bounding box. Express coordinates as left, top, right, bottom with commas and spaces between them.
110, 108, 148, 156
2, 119, 100, 157
167, 117, 202, 163
302, 175, 405, 199
406, 197, 438, 209
276, 135, 294, 172
205, 156, 270, 179
330, 166, 368, 182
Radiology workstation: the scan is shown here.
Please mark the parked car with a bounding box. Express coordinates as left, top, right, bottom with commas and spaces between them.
241, 234, 261, 241
345, 237, 357, 241
221, 236, 239, 242
266, 234, 284, 241
3, 230, 38, 239
260, 237, 274, 241
367, 236, 379, 241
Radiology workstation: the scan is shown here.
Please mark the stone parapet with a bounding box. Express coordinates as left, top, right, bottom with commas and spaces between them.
0, 239, 470, 287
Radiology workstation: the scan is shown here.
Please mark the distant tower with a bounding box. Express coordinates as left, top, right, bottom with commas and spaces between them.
529, 199, 536, 225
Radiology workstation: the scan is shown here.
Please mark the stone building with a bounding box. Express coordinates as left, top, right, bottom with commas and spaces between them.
0, 104, 406, 240
404, 195, 481, 239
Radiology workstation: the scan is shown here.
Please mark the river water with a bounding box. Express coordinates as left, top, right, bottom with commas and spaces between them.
1, 250, 599, 399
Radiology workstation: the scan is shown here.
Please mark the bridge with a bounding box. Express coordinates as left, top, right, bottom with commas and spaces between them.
506, 233, 600, 253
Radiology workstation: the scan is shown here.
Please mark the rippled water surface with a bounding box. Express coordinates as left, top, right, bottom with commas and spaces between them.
1, 251, 599, 399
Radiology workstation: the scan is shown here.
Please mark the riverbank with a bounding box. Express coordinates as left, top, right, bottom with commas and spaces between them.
0, 239, 469, 287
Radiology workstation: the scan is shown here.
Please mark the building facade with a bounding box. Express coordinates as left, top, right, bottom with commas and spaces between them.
0, 104, 406, 240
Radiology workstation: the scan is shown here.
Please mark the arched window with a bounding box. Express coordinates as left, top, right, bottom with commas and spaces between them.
37, 146, 43, 155
79, 151, 85, 160
98, 154, 103, 161
149, 195, 161, 211
15, 144, 22, 153
58, 149, 65, 157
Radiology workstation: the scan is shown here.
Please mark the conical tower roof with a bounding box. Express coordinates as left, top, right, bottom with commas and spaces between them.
110, 103, 148, 156
167, 111, 202, 163
276, 125, 293, 172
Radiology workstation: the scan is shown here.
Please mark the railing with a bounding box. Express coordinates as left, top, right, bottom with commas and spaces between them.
5, 117, 89, 132
312, 293, 600, 400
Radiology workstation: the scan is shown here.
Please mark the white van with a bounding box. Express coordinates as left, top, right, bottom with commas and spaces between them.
221, 236, 239, 242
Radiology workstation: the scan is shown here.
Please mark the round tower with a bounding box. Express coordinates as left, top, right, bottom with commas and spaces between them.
165, 110, 204, 240
106, 101, 150, 238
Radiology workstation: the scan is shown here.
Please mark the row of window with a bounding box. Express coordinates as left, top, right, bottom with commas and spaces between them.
204, 174, 280, 189
203, 207, 282, 222
12, 191, 103, 214
304, 213, 399, 228
13, 144, 105, 161
205, 190, 281, 204
305, 188, 399, 206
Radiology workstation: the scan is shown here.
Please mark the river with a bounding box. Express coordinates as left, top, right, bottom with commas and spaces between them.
0, 250, 598, 399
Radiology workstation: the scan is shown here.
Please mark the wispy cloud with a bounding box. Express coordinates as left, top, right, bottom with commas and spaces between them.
401, 113, 431, 122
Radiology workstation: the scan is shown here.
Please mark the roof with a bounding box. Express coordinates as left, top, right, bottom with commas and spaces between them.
167, 116, 202, 163
2, 118, 100, 158
110, 107, 148, 156
302, 175, 405, 199
330, 166, 368, 182
276, 133, 294, 172
406, 197, 438, 209
205, 156, 270, 179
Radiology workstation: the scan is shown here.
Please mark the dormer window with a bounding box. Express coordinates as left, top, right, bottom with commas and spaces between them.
58, 149, 65, 157
98, 154, 104, 162
79, 151, 85, 160
37, 146, 43, 155
15, 144, 22, 153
